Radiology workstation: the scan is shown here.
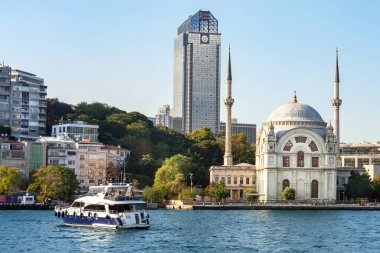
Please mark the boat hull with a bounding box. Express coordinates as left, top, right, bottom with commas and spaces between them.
62, 214, 150, 230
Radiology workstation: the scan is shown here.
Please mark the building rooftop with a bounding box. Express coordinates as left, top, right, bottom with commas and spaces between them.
178, 10, 218, 35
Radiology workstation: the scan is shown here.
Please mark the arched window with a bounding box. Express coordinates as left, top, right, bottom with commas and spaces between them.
311, 180, 318, 198
283, 140, 293, 151
283, 179, 290, 190
297, 151, 304, 167
309, 141, 318, 152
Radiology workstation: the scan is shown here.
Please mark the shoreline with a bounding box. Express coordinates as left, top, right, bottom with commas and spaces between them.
0, 204, 52, 210
192, 203, 380, 211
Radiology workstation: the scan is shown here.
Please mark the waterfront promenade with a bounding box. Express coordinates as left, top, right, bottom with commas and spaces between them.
192, 203, 380, 211
165, 199, 380, 211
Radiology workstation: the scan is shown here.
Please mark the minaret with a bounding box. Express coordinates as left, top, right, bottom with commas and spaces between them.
224, 47, 234, 166
332, 48, 342, 151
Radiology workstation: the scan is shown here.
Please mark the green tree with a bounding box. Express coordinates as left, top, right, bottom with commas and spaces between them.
282, 187, 296, 200
217, 133, 255, 165
371, 176, 380, 201
346, 171, 373, 199
46, 98, 74, 135
0, 166, 26, 195
142, 186, 162, 203
208, 181, 230, 202
28, 165, 80, 202
153, 155, 193, 199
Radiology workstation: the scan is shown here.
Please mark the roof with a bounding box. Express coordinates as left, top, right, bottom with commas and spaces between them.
102, 145, 130, 151
266, 102, 325, 124
340, 141, 379, 148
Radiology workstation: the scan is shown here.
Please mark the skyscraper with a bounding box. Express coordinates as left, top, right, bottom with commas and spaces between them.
173, 10, 221, 133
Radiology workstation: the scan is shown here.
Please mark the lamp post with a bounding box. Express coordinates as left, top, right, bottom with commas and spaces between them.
117, 157, 127, 183
189, 173, 193, 193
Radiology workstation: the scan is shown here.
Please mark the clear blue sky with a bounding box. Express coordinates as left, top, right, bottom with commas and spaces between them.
1, 0, 379, 143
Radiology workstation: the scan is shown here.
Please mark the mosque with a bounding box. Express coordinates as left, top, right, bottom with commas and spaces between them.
210, 49, 342, 202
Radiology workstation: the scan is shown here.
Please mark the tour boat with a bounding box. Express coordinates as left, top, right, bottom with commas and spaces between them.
54, 182, 150, 230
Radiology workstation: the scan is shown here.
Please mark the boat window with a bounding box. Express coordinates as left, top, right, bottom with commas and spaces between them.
134, 204, 147, 210
71, 201, 84, 207
109, 205, 131, 213
83, 205, 106, 211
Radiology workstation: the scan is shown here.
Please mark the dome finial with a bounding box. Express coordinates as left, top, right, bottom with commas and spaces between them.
293, 91, 297, 103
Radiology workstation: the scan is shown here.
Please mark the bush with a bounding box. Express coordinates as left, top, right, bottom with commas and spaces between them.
282, 187, 296, 200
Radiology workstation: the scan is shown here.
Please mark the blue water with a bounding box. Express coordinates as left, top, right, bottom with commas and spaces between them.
0, 209, 379, 252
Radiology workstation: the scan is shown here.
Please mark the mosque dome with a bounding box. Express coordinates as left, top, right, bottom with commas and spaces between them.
266, 102, 325, 124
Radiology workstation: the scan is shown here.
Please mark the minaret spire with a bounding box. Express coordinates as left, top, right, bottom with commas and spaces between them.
332, 48, 342, 155
224, 46, 234, 166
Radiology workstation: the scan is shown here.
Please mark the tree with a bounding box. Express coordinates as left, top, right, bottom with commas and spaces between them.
346, 171, 373, 200
106, 162, 119, 181
153, 155, 193, 199
217, 133, 255, 165
208, 181, 230, 202
372, 176, 380, 201
0, 166, 26, 195
46, 98, 74, 135
282, 187, 296, 200
28, 165, 79, 202
142, 186, 162, 203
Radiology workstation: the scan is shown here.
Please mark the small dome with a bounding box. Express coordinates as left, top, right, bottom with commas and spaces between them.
266, 102, 325, 124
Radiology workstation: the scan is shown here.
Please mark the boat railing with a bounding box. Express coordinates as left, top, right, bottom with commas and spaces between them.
103, 196, 142, 201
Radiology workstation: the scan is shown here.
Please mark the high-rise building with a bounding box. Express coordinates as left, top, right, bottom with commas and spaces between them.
155, 104, 173, 128
220, 120, 257, 145
173, 10, 221, 133
10, 69, 47, 137
0, 65, 11, 127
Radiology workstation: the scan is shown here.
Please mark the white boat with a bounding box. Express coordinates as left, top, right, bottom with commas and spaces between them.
54, 183, 150, 230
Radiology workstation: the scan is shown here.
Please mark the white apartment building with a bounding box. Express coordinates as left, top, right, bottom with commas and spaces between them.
52, 121, 99, 142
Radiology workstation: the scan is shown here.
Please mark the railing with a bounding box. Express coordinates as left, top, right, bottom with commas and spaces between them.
104, 196, 142, 201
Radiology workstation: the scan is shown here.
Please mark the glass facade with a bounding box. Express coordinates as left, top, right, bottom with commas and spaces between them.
29, 143, 43, 173
173, 11, 221, 133
52, 122, 99, 142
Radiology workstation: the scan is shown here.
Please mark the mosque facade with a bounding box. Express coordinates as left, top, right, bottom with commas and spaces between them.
255, 95, 338, 201
210, 50, 342, 202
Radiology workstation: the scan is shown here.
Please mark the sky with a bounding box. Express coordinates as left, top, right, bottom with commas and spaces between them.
0, 0, 379, 143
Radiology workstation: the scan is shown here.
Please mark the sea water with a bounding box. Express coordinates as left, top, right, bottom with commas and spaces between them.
0, 209, 379, 252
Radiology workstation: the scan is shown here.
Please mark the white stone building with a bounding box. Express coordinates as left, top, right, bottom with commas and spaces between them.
255, 96, 338, 202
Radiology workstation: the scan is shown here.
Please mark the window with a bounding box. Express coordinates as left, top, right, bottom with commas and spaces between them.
311, 180, 318, 198
283, 156, 290, 167
309, 141, 318, 152
246, 177, 249, 185
297, 151, 304, 167
215, 177, 219, 183
227, 177, 231, 185
221, 177, 225, 183
240, 177, 243, 185
234, 177, 237, 184
283, 140, 293, 151
295, 136, 307, 143
283, 179, 290, 190
312, 157, 319, 167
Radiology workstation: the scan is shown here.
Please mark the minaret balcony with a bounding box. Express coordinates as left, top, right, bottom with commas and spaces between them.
331, 98, 342, 107
224, 98, 234, 106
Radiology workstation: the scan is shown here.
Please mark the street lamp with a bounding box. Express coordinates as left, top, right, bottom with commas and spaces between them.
189, 173, 193, 193
117, 157, 127, 183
